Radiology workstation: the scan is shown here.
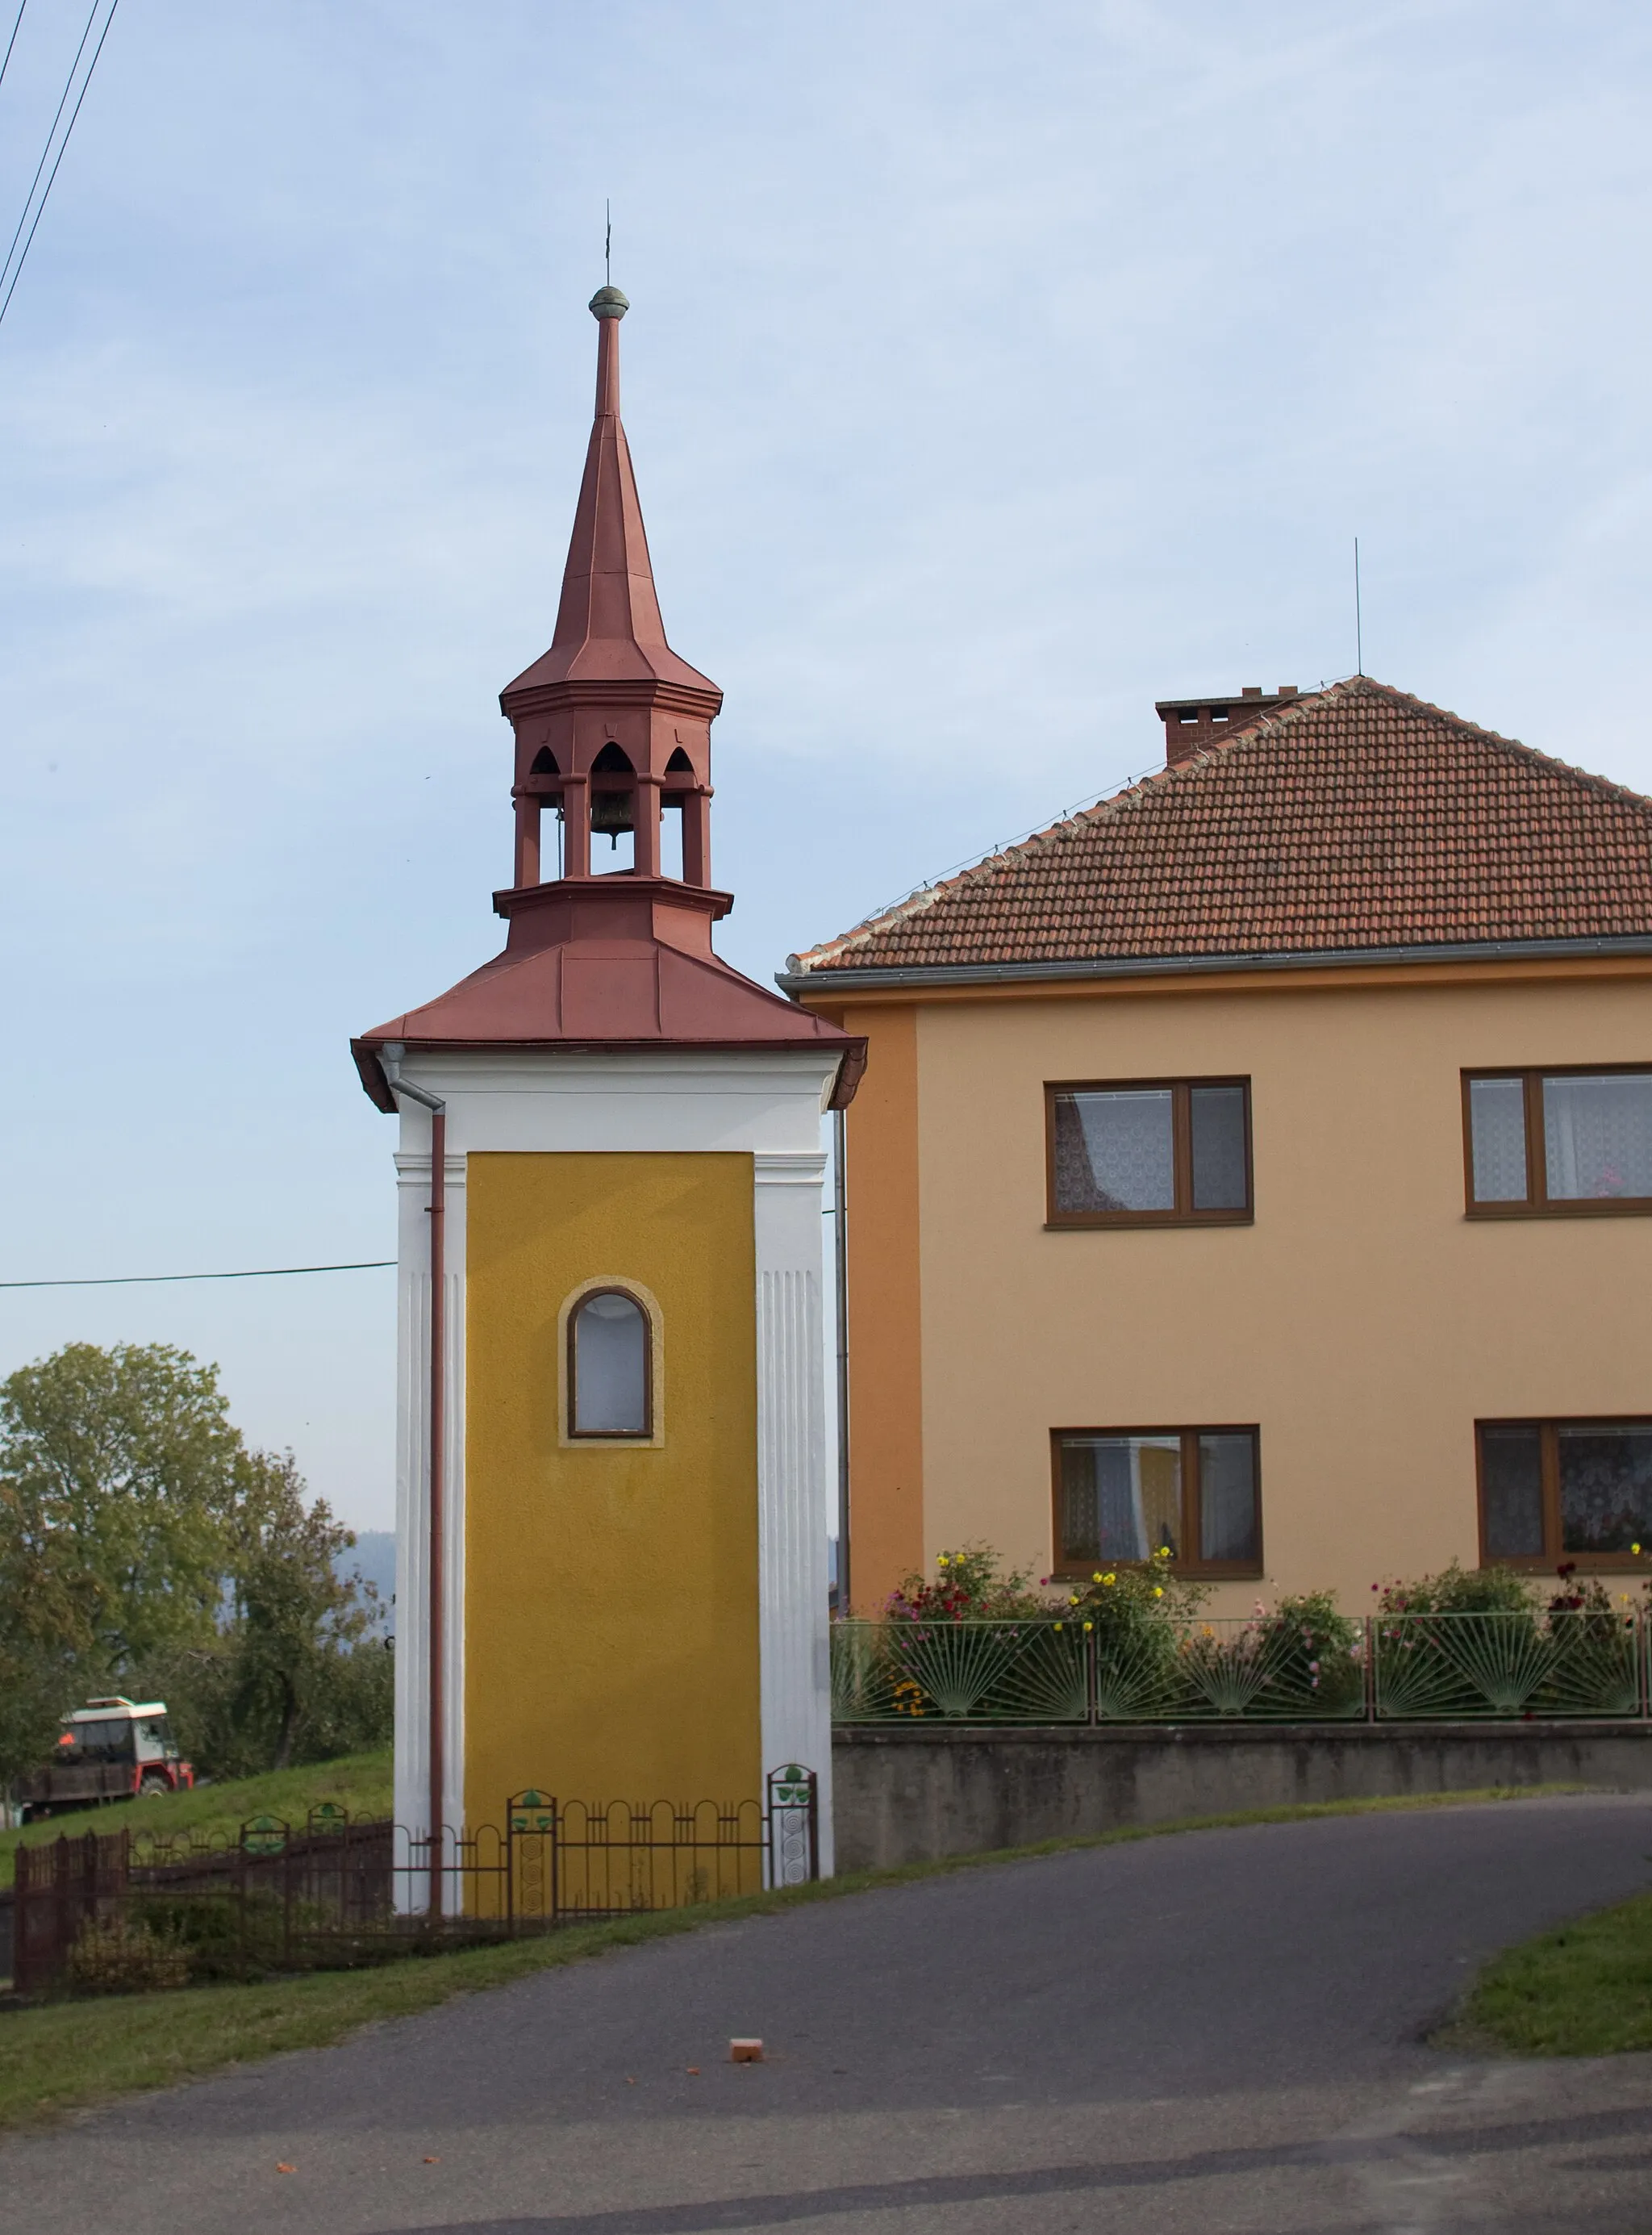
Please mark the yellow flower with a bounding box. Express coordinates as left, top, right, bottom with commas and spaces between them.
1634, 1543, 1643, 1556
1069, 1594, 1079, 1606
1092, 1572, 1103, 1583
1153, 1585, 1164, 1598
1053, 1620, 1063, 1631
937, 1553, 949, 1566
1083, 1620, 1094, 1632
1103, 1573, 1116, 1587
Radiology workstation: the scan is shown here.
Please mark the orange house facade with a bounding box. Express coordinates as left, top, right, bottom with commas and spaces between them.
786, 680, 1652, 1617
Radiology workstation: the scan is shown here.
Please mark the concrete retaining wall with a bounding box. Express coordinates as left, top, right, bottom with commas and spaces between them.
831, 1723, 1652, 1871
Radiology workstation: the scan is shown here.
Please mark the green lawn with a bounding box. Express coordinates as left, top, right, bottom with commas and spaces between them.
0, 1784, 1584, 2130
1451, 1886, 1652, 2056
0, 1752, 393, 1889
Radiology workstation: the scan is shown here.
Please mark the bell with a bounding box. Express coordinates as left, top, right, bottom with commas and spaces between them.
590, 790, 635, 848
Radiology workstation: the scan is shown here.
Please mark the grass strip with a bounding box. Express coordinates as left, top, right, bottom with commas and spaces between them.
0, 1752, 394, 1890
1447, 1884, 1652, 2057
0, 1782, 1589, 2129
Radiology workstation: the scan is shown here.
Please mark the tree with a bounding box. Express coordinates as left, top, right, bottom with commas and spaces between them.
0, 1342, 241, 1669
223, 1449, 380, 1772
0, 1445, 109, 1779
0, 1342, 391, 1783
0, 1570, 81, 1788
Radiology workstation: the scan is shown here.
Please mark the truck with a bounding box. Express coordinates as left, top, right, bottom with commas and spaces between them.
16, 1698, 194, 1821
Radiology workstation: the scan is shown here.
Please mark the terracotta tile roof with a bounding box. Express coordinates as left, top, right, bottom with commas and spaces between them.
792, 679, 1652, 975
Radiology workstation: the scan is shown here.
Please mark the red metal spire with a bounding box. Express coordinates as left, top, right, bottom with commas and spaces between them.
499, 287, 720, 890
504, 289, 718, 697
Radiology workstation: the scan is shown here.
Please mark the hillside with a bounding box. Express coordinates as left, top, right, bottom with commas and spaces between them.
0, 1751, 393, 1889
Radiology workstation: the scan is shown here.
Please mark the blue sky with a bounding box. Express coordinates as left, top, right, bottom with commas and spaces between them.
2, 1, 1650, 1527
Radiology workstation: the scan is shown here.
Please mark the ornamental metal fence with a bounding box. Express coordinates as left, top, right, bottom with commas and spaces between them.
831, 1611, 1652, 1726
7, 1767, 820, 1998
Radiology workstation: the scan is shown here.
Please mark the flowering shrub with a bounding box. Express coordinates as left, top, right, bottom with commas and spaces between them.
1254, 1590, 1365, 1711
882, 1544, 1049, 1623
1373, 1561, 1534, 1616
1547, 1563, 1634, 1617
864, 1547, 1080, 1722
1056, 1546, 1208, 1636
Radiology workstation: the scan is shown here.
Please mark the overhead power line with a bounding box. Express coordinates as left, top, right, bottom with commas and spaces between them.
0, 1, 98, 296
0, 1260, 396, 1291
0, 0, 120, 334
0, 2, 29, 97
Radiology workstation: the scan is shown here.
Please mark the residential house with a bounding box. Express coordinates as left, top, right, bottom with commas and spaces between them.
784, 679, 1652, 1614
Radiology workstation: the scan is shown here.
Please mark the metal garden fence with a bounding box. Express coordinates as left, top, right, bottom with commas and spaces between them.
831, 1610, 1652, 1726
8, 1766, 820, 1997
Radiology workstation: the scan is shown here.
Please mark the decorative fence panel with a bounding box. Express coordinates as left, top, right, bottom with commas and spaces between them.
1373, 1612, 1648, 1721
832, 1612, 1652, 1727
507, 1766, 820, 1924
13, 1828, 129, 1995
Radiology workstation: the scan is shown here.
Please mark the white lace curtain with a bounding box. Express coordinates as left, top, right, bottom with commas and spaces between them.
1544, 1074, 1652, 1201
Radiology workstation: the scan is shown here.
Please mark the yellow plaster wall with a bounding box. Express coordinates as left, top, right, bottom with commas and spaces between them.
464, 1153, 761, 1825
898, 968, 1652, 1615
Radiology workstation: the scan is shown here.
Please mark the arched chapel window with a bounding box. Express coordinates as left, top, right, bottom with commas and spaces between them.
569, 1289, 651, 1437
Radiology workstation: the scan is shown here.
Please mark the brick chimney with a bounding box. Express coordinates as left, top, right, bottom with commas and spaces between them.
1157, 684, 1299, 768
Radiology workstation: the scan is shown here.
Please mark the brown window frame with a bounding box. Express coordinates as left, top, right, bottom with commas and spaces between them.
1044, 1076, 1253, 1229
1462, 1064, 1652, 1218
1049, 1425, 1263, 1580
567, 1286, 654, 1440
1477, 1415, 1652, 1569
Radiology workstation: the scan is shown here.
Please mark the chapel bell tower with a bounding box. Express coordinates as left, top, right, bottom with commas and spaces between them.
353, 285, 862, 1896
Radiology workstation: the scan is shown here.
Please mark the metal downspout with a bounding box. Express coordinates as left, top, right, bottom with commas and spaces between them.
832, 1105, 850, 1614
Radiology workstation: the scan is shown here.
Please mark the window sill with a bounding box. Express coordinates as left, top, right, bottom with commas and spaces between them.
1480, 1556, 1652, 1572
1045, 1214, 1254, 1231
1052, 1564, 1264, 1582
1466, 1201, 1652, 1219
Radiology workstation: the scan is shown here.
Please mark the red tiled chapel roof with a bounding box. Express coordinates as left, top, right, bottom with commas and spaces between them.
792, 679, 1652, 975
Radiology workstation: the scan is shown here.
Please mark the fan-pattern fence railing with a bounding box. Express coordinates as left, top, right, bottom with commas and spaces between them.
831, 1611, 1652, 1726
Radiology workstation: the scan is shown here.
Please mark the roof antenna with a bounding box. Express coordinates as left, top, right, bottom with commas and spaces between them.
605, 199, 611, 288
1354, 537, 1363, 676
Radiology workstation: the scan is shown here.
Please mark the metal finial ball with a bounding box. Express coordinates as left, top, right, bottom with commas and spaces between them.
589, 286, 629, 320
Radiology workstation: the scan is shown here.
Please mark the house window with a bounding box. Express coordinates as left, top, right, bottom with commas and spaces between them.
569, 1289, 652, 1437
1053, 1428, 1262, 1576
1464, 1068, 1652, 1214
1046, 1079, 1251, 1225
1479, 1418, 1652, 1565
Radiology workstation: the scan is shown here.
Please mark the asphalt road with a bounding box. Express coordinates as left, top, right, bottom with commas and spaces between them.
5, 1794, 1652, 2234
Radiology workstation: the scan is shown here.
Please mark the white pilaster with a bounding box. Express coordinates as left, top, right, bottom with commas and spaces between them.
754, 1149, 834, 1873
391, 1116, 467, 1887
